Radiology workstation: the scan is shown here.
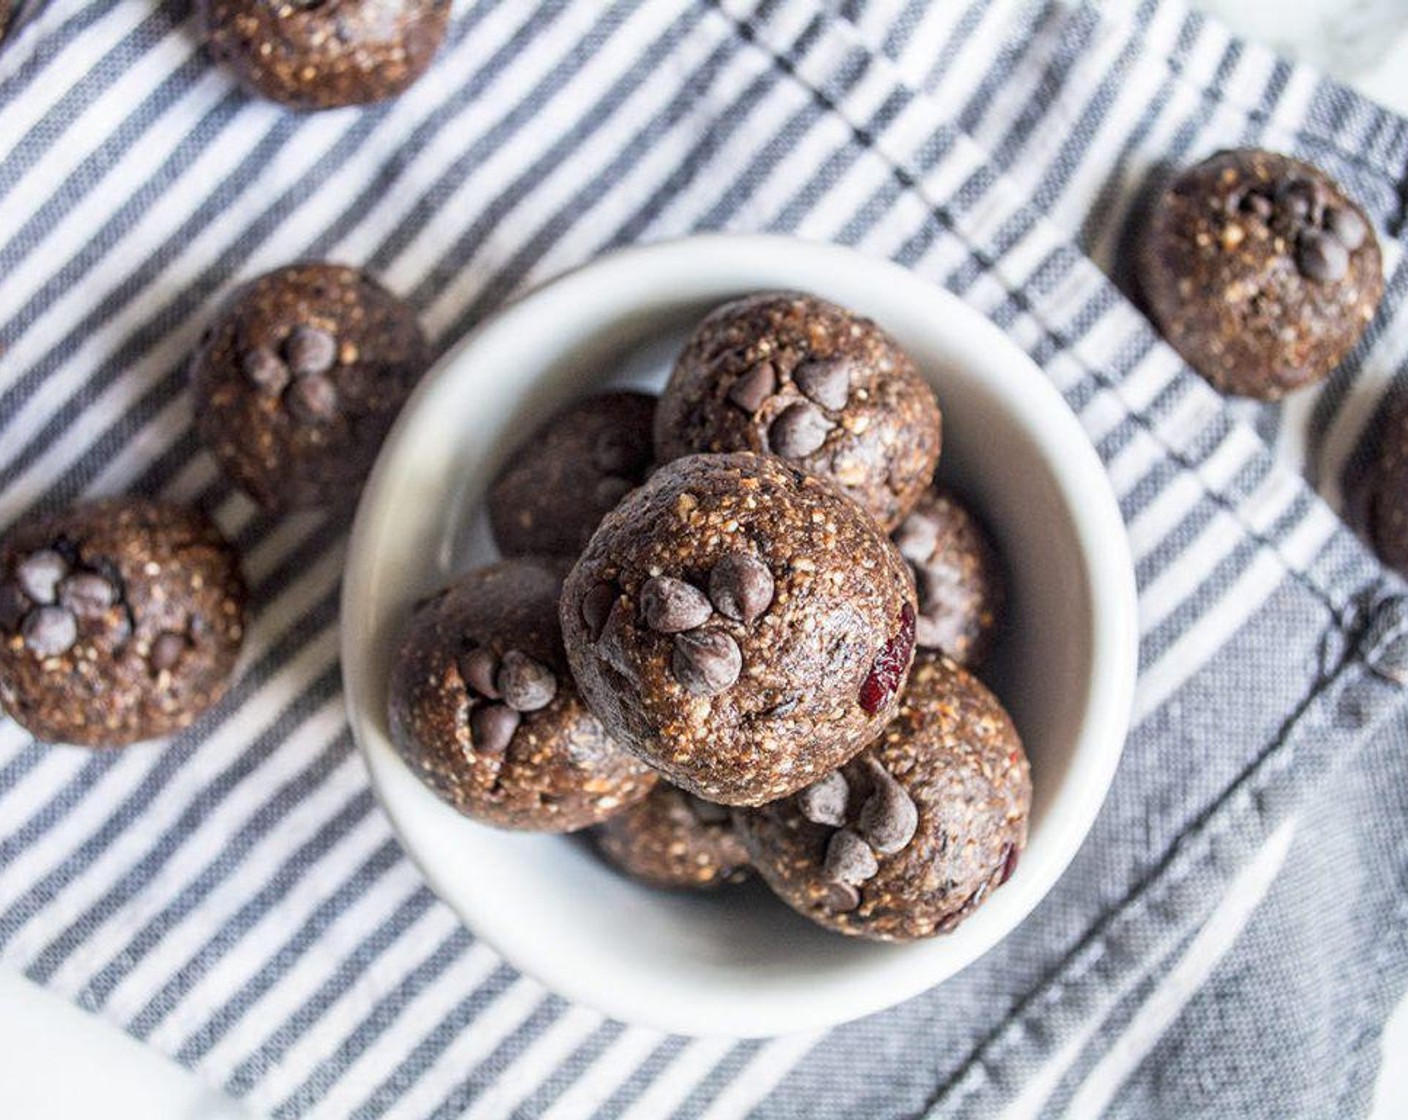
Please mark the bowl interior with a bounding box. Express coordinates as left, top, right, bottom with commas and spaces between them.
343, 235, 1136, 1037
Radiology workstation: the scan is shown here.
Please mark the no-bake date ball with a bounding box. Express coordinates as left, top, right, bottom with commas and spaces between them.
560, 452, 918, 807
1137, 149, 1383, 399
591, 783, 750, 890
654, 293, 942, 531
191, 263, 430, 512
0, 498, 246, 747
388, 558, 657, 831
735, 654, 1030, 941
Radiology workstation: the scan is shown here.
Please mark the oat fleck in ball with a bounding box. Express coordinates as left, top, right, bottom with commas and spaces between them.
654, 293, 942, 531
591, 784, 750, 890
488, 392, 656, 558
200, 0, 451, 111
388, 559, 657, 831
735, 654, 1030, 941
0, 499, 247, 747
1137, 149, 1383, 399
560, 452, 918, 807
191, 263, 430, 512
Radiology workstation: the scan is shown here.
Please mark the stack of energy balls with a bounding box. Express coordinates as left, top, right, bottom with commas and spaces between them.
388, 293, 1032, 942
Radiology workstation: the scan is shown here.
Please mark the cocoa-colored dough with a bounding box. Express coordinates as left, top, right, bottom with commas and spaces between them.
388, 558, 657, 832
488, 392, 656, 559
191, 263, 430, 512
654, 293, 942, 531
201, 0, 450, 111
735, 654, 1030, 941
0, 499, 247, 747
1137, 149, 1383, 399
560, 452, 917, 807
592, 783, 750, 890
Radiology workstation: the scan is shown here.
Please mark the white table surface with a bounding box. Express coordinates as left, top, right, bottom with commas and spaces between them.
3, 2, 1407, 1118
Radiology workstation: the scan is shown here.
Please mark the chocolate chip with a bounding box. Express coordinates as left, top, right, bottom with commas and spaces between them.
857, 760, 918, 855
285, 373, 339, 424
581, 582, 616, 642
686, 795, 731, 825
470, 703, 519, 754
23, 606, 76, 657
151, 630, 188, 671
671, 629, 742, 695
458, 647, 500, 698
284, 325, 337, 377
1296, 229, 1349, 283
727, 362, 776, 412
793, 358, 851, 410
496, 649, 557, 712
797, 771, 849, 827
707, 553, 774, 625
823, 828, 878, 885
1324, 206, 1367, 252
1277, 177, 1322, 225
16, 550, 68, 604
893, 514, 938, 564
57, 573, 116, 618
820, 880, 860, 912
241, 347, 290, 394
1238, 190, 1273, 220
640, 575, 712, 633
594, 476, 634, 507
768, 402, 831, 459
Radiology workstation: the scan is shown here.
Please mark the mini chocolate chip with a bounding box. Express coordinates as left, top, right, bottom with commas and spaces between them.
686, 795, 731, 825
1297, 229, 1349, 283
284, 325, 338, 377
1324, 206, 1367, 252
470, 703, 519, 754
708, 553, 773, 625
893, 514, 938, 564
768, 401, 831, 459
857, 760, 919, 855
671, 629, 741, 695
591, 429, 647, 476
151, 630, 188, 671
640, 575, 712, 633
581, 582, 616, 642
286, 373, 339, 424
820, 880, 860, 913
57, 572, 116, 618
594, 476, 634, 507
1238, 190, 1273, 220
727, 362, 777, 412
16, 550, 68, 604
793, 357, 851, 410
458, 647, 500, 699
797, 771, 849, 827
241, 347, 290, 394
823, 828, 878, 885
496, 649, 557, 712
1277, 177, 1322, 225
22, 606, 76, 657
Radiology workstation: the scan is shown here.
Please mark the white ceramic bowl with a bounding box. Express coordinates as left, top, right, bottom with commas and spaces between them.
342, 234, 1138, 1038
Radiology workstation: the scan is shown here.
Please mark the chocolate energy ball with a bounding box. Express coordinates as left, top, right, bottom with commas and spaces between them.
1365, 399, 1408, 576
654, 293, 942, 531
1137, 149, 1383, 399
192, 263, 430, 512
560, 452, 918, 807
591, 784, 750, 890
488, 392, 656, 559
0, 499, 246, 747
388, 558, 657, 831
200, 0, 450, 111
736, 654, 1030, 941
893, 485, 1004, 667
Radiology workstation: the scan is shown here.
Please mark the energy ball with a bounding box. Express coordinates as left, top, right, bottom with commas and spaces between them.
560, 452, 918, 807
1137, 149, 1383, 399
200, 0, 450, 111
735, 654, 1030, 941
892, 485, 1004, 667
388, 558, 657, 831
488, 392, 656, 558
654, 293, 942, 531
0, 498, 246, 747
192, 263, 430, 512
591, 784, 750, 890
1365, 399, 1408, 576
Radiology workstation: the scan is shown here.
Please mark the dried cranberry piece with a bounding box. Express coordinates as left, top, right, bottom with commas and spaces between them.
859, 603, 915, 714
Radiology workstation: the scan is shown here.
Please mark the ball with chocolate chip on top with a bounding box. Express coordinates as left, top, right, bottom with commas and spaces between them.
388, 558, 657, 831
0, 498, 247, 747
1137, 148, 1383, 399
591, 783, 751, 890
560, 452, 918, 807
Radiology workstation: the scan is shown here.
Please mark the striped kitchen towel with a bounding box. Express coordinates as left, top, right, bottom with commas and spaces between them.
2, 1, 1408, 1117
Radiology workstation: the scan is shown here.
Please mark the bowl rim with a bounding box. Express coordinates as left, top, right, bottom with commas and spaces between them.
342, 233, 1139, 1037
